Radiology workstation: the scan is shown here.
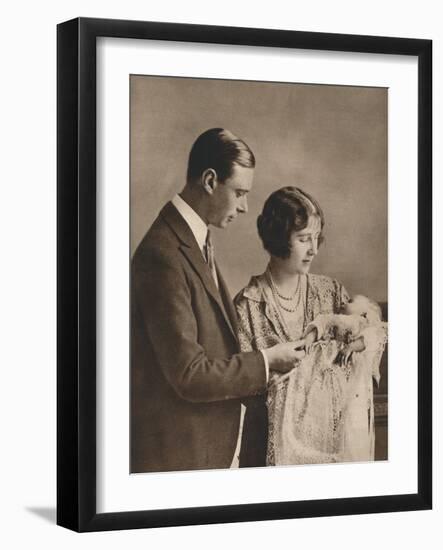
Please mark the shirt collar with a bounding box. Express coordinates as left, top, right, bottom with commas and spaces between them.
171, 194, 208, 253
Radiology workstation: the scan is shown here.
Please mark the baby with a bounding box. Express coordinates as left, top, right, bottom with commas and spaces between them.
303, 295, 383, 366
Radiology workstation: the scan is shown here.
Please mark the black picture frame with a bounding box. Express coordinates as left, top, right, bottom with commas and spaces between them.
57, 17, 432, 532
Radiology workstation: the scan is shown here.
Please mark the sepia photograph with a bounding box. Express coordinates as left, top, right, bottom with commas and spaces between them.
130, 75, 388, 474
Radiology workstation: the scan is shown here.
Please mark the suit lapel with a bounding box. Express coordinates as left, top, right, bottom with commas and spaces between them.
216, 267, 239, 340
161, 202, 238, 340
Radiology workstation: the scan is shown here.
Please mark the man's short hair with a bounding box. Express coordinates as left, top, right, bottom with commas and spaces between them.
257, 186, 325, 259
186, 128, 255, 183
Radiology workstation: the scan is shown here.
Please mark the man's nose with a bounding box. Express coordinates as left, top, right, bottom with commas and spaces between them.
238, 196, 248, 213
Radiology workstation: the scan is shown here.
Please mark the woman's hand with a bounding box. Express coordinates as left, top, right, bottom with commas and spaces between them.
336, 344, 354, 367
304, 330, 317, 354
335, 336, 366, 366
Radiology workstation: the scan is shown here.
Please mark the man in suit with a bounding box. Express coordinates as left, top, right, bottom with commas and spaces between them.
131, 128, 304, 473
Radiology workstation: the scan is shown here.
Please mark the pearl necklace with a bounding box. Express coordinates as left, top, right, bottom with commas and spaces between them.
268, 269, 303, 313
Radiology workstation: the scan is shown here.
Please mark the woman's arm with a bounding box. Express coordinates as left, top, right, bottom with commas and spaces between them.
234, 298, 255, 353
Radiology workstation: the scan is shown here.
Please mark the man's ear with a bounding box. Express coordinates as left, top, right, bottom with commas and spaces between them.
201, 169, 218, 195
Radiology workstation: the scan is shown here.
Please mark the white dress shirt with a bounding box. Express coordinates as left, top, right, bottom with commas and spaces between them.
172, 194, 208, 255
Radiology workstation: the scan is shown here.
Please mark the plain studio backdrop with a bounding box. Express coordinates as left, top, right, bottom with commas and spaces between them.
0, 1, 441, 549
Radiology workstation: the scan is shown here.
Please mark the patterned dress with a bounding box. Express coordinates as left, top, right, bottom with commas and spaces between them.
235, 270, 387, 466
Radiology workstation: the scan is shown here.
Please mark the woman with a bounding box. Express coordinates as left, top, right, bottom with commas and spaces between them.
235, 186, 387, 467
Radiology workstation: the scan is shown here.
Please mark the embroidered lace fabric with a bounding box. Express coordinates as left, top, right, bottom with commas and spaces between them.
235, 272, 388, 466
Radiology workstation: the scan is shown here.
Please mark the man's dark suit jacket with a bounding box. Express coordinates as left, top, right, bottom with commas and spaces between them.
131, 202, 267, 473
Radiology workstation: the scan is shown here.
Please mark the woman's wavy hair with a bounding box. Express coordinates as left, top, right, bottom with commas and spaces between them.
257, 186, 325, 259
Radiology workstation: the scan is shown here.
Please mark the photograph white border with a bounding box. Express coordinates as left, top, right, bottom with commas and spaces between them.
96, 37, 418, 513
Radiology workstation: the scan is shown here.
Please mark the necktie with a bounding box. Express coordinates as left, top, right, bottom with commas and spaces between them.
205, 230, 218, 288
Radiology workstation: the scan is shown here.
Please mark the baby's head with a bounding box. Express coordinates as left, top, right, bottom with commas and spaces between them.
342, 295, 382, 325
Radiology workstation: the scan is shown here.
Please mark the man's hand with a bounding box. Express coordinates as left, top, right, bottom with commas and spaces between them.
266, 340, 306, 373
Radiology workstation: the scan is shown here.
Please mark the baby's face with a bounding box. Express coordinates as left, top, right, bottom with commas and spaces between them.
342, 295, 371, 317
